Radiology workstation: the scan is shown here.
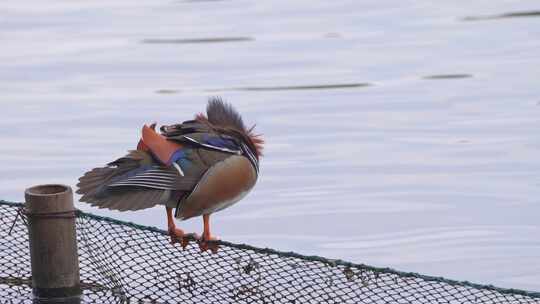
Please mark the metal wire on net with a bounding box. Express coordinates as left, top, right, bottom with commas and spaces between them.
1, 200, 539, 304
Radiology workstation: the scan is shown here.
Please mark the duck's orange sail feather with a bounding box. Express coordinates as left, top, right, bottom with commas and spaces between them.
139, 124, 183, 166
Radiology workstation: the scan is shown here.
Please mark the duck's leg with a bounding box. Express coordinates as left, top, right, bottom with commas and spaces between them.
199, 214, 219, 253
166, 207, 198, 249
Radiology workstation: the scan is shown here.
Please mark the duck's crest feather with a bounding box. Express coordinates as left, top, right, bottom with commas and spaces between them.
204, 97, 246, 131
195, 97, 264, 157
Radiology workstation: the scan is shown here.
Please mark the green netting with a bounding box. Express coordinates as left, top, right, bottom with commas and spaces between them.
1, 200, 539, 304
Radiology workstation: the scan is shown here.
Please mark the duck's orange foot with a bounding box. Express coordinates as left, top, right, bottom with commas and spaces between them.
168, 227, 199, 249
199, 235, 219, 254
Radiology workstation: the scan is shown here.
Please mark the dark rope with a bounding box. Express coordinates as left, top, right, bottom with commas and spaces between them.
7, 207, 28, 235
8, 205, 77, 235
23, 208, 79, 219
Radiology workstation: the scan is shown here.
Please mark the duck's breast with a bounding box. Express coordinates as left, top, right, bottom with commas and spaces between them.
176, 154, 257, 220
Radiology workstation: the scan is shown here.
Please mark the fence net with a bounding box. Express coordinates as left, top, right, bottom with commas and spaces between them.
1, 200, 539, 304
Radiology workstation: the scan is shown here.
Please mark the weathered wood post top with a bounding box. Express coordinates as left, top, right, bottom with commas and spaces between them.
25, 184, 81, 303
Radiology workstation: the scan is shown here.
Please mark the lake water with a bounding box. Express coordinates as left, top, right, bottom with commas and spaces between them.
1, 0, 539, 292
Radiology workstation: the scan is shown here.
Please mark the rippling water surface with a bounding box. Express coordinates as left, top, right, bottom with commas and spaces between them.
1, 0, 539, 291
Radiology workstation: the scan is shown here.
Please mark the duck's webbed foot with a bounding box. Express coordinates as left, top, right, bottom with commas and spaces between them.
167, 207, 199, 249
199, 214, 219, 254
199, 233, 219, 254
168, 227, 199, 249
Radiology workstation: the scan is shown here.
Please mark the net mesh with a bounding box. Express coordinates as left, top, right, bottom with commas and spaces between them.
1, 200, 539, 304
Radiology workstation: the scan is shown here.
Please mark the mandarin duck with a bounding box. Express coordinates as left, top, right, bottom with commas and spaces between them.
76, 98, 263, 252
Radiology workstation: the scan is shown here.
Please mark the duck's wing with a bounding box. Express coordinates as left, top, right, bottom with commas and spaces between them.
77, 149, 201, 211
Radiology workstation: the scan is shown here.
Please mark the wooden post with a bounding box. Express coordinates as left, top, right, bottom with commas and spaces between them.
25, 184, 81, 303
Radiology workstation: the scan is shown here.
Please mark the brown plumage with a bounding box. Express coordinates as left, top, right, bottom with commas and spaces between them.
77, 97, 262, 252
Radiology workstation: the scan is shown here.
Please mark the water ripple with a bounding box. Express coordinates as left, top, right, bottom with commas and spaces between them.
422, 74, 472, 80
142, 37, 254, 44
208, 83, 373, 92
463, 11, 540, 21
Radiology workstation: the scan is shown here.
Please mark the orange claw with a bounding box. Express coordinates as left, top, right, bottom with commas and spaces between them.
199, 237, 219, 254
199, 214, 220, 253
183, 233, 200, 249
168, 227, 185, 245
167, 207, 199, 249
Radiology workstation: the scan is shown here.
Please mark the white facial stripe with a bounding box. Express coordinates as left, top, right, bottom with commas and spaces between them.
183, 136, 242, 154
241, 143, 259, 174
